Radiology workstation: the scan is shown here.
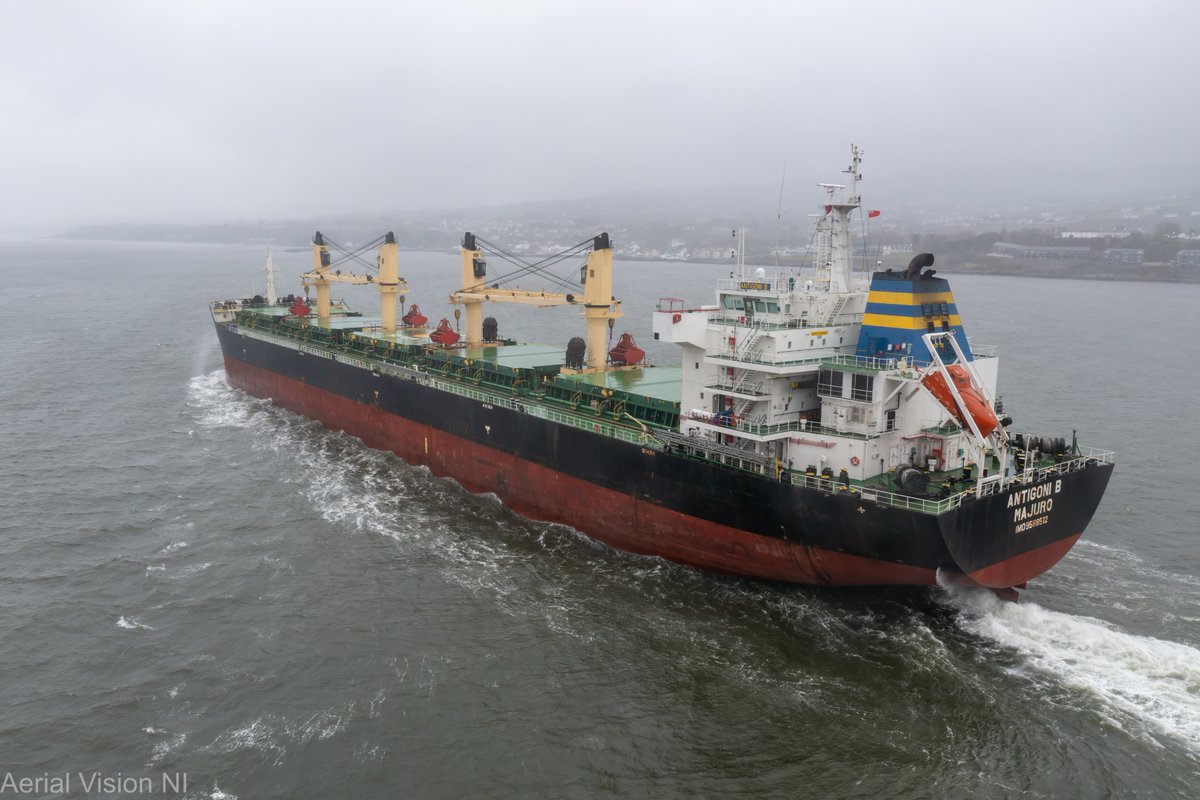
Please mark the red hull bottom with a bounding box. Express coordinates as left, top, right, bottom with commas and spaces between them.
967, 534, 1081, 588
226, 357, 952, 587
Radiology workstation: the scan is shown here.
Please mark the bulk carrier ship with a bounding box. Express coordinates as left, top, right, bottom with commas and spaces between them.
210, 148, 1113, 595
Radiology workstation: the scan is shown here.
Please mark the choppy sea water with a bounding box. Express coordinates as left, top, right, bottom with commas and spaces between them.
1, 239, 1198, 798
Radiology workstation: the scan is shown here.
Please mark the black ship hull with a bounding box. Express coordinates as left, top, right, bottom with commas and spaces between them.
215, 323, 1113, 589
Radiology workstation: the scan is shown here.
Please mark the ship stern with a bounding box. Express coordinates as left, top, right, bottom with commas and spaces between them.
936, 459, 1114, 588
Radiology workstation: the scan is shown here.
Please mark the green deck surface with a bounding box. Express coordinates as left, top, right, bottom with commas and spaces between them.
555, 367, 682, 404
244, 306, 363, 329
355, 328, 435, 347
241, 303, 681, 406
456, 343, 566, 370
311, 318, 372, 330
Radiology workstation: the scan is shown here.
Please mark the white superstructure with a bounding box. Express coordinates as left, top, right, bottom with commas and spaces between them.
653, 147, 1006, 492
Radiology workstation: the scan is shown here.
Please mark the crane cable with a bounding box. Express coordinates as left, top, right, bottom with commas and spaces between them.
472, 236, 593, 294
321, 234, 387, 274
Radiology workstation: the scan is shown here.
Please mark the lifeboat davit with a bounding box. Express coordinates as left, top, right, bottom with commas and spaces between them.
429, 318, 460, 346
921, 364, 999, 438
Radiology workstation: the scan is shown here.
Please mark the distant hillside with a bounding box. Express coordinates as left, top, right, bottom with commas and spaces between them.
57, 186, 790, 249
57, 184, 1200, 288
58, 218, 458, 250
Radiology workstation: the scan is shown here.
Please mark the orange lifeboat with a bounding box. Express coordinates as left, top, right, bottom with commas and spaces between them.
921, 364, 999, 438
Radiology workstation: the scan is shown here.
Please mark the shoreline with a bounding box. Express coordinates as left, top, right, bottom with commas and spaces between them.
22, 235, 1200, 285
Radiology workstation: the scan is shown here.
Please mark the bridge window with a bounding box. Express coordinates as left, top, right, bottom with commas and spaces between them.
851, 373, 874, 402
818, 369, 843, 397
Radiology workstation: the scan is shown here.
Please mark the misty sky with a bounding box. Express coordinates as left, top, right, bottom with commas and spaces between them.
2, 0, 1196, 230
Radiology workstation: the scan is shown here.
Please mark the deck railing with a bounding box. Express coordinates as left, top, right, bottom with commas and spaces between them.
785, 473, 973, 515
976, 444, 1115, 498
785, 442, 1114, 515
430, 378, 650, 445
824, 353, 915, 372
706, 351, 830, 369
704, 379, 767, 397
685, 411, 876, 441
230, 317, 1112, 516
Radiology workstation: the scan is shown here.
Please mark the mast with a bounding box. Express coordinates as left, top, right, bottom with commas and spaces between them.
263, 248, 278, 305
773, 162, 787, 268
311, 232, 332, 321
458, 232, 485, 346
449, 232, 622, 369
377, 232, 401, 332
732, 227, 747, 280
819, 143, 863, 295
583, 233, 620, 371
301, 231, 405, 326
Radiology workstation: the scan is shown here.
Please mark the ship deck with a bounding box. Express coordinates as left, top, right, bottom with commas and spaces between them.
456, 343, 567, 370
237, 304, 683, 411
224, 303, 1116, 519
253, 306, 364, 329
554, 367, 682, 405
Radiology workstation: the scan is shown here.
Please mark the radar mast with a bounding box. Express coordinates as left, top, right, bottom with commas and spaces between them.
263, 248, 278, 305
819, 143, 863, 294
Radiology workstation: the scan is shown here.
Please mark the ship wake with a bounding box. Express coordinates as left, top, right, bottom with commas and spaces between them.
939, 579, 1200, 757
186, 369, 554, 592
190, 370, 1200, 758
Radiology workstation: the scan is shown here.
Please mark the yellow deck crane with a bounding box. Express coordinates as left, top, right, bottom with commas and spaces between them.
302, 231, 408, 332
450, 232, 622, 372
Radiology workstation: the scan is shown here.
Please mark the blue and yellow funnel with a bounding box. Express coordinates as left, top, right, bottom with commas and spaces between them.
854, 255, 973, 363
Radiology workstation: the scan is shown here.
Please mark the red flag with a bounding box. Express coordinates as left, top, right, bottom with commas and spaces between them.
824, 205, 832, 213
868, 209, 881, 218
